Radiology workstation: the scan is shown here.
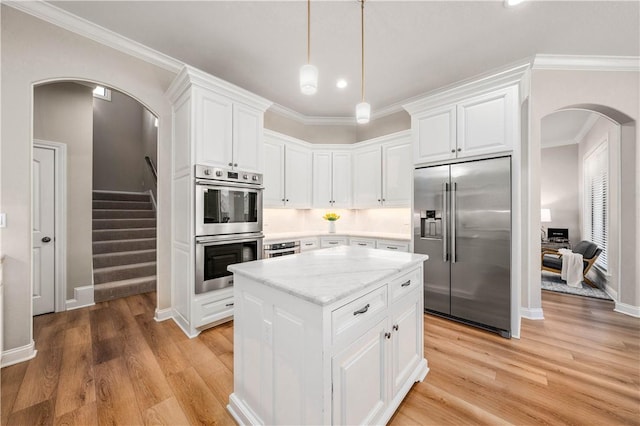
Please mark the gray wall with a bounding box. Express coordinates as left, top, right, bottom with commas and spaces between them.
141, 108, 158, 197
1, 5, 175, 354
34, 82, 94, 300
93, 90, 147, 192
540, 144, 580, 243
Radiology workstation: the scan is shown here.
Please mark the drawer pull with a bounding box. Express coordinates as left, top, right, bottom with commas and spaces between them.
305, 243, 313, 246
387, 246, 398, 250
225, 303, 234, 307
353, 303, 370, 316
329, 242, 339, 245
400, 280, 411, 287
393, 324, 399, 331
358, 243, 367, 246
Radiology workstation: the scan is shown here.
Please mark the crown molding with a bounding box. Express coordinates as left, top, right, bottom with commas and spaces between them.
541, 139, 577, 149
533, 55, 640, 72
269, 104, 356, 126
5, 0, 184, 73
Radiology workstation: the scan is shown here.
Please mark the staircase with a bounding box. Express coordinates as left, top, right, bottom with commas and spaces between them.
92, 191, 156, 302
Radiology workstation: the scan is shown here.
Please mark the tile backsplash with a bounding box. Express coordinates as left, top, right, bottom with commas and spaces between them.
264, 208, 411, 236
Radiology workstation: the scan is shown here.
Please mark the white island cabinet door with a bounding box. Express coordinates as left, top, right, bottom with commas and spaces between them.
332, 318, 388, 426
390, 289, 423, 398
233, 103, 263, 173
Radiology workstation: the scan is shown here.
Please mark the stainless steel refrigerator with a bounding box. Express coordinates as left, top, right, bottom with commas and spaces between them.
414, 156, 511, 338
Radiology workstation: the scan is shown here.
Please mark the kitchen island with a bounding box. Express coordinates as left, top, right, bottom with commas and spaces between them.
227, 246, 429, 425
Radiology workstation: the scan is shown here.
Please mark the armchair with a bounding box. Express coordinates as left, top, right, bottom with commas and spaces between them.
541, 240, 602, 288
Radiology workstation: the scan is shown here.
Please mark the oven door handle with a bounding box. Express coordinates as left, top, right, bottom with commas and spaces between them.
196, 233, 264, 245
195, 179, 264, 191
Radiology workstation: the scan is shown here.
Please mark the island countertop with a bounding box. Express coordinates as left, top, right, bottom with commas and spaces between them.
228, 246, 428, 306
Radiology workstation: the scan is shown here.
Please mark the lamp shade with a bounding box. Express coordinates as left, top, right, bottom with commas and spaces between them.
541, 208, 552, 223
355, 101, 371, 124
299, 64, 318, 95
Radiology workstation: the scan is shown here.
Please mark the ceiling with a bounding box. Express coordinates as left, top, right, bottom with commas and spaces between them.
50, 1, 639, 119
541, 110, 599, 148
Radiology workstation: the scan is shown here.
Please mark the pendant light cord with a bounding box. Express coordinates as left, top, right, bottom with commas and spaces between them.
307, 0, 311, 64
361, 0, 365, 102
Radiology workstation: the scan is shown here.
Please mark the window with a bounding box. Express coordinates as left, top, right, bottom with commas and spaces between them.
583, 140, 608, 271
93, 85, 111, 101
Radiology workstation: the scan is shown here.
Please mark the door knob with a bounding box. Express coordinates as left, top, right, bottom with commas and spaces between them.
41, 236, 51, 243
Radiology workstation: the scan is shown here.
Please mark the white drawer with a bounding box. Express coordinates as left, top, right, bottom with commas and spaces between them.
349, 237, 376, 248
389, 268, 422, 302
376, 239, 410, 252
332, 285, 387, 343
320, 236, 348, 248
300, 237, 319, 251
194, 294, 234, 327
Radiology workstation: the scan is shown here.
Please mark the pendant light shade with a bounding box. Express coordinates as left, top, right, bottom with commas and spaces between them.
300, 64, 318, 95
356, 0, 370, 124
300, 0, 318, 95
356, 102, 370, 124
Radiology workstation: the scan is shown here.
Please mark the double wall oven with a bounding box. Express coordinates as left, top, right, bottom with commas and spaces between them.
195, 165, 263, 294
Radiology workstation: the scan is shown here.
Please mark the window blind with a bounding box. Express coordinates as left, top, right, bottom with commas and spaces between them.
584, 142, 608, 271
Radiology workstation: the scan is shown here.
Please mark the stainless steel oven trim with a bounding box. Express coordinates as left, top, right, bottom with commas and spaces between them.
195, 233, 264, 294
195, 179, 263, 190
195, 181, 264, 237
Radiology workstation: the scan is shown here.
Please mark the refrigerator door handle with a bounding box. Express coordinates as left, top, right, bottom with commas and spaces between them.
451, 181, 457, 263
442, 182, 448, 262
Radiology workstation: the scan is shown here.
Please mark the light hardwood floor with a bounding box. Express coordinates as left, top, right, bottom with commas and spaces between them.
2, 290, 639, 425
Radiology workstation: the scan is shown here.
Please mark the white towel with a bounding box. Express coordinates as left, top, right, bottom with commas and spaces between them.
558, 248, 583, 288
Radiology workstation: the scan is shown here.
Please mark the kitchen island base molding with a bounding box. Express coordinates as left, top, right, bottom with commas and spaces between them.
227, 247, 429, 425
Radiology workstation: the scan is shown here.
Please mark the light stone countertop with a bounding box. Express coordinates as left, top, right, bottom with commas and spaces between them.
228, 246, 428, 306
263, 231, 411, 242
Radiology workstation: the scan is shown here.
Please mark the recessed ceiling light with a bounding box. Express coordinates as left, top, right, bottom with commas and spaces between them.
504, 0, 526, 7
336, 79, 348, 89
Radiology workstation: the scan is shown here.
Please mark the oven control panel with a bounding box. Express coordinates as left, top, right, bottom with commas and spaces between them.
196, 165, 263, 185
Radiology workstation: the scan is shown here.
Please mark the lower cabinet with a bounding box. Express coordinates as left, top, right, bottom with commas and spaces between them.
320, 236, 349, 248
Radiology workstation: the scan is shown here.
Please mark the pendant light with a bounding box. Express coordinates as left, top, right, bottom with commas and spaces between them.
355, 0, 370, 124
300, 0, 318, 95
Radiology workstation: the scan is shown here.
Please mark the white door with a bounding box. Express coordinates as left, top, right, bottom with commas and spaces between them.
390, 290, 422, 398
284, 144, 312, 208
331, 152, 352, 208
382, 141, 412, 207
233, 103, 263, 173
352, 146, 382, 208
263, 139, 285, 207
32, 146, 56, 315
312, 151, 332, 209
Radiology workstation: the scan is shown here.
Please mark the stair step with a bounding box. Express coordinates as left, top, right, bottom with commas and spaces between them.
93, 238, 156, 254
93, 228, 156, 241
93, 249, 156, 268
93, 209, 155, 219
92, 218, 157, 230
94, 275, 156, 303
93, 200, 153, 210
93, 191, 150, 202
94, 261, 157, 284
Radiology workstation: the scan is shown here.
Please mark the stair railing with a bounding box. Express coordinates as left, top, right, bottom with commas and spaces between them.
145, 156, 157, 183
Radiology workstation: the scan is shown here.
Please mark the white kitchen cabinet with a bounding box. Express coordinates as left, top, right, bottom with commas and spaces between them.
300, 237, 320, 251
320, 236, 348, 248
228, 248, 428, 426
195, 87, 264, 173
409, 85, 517, 165
264, 132, 312, 208
352, 134, 412, 208
312, 151, 352, 209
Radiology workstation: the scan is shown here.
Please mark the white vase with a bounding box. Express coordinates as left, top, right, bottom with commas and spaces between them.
328, 221, 336, 234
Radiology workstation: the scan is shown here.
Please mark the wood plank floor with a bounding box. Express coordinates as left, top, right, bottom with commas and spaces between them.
2, 290, 639, 425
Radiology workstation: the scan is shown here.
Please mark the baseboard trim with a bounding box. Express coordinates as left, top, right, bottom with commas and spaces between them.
65, 285, 95, 310
614, 302, 640, 318
605, 284, 618, 301
1, 341, 37, 367
171, 310, 200, 338
154, 307, 172, 322
520, 307, 545, 320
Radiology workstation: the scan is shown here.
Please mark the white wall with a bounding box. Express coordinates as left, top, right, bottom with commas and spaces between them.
33, 82, 95, 300
529, 69, 639, 314
0, 6, 175, 354
540, 144, 580, 242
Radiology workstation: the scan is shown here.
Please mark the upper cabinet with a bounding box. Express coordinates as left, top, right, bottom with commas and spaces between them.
313, 151, 352, 209
353, 132, 412, 208
264, 131, 312, 209
167, 66, 272, 174
406, 84, 518, 165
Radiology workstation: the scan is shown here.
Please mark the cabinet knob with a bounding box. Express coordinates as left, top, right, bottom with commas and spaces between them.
393, 324, 399, 331
385, 332, 391, 339
457, 148, 461, 152
228, 162, 233, 166
377, 199, 381, 202
382, 198, 386, 202
286, 199, 289, 202
451, 149, 455, 153
234, 163, 238, 167
281, 198, 285, 202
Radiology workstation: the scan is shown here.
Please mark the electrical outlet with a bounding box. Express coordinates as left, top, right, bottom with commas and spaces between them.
0, 213, 6, 228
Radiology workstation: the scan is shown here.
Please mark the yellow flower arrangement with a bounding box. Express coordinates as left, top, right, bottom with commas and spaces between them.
322, 212, 341, 221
